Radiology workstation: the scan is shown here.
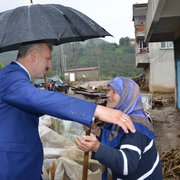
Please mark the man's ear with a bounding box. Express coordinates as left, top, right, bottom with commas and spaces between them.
30, 49, 38, 62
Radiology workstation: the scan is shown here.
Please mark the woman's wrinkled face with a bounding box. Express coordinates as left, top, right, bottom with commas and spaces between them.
106, 86, 120, 108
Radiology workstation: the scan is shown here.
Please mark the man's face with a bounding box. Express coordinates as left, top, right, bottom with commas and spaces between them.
33, 43, 52, 78
106, 86, 120, 108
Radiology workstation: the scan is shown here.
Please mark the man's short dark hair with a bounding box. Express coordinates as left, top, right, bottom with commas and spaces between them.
17, 42, 52, 58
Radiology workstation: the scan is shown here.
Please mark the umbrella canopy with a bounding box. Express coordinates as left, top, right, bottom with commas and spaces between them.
0, 4, 112, 53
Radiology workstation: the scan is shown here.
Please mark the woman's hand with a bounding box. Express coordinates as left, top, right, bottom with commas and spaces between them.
75, 135, 100, 152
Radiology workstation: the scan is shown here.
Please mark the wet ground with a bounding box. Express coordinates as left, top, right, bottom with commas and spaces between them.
150, 106, 180, 153
149, 106, 180, 180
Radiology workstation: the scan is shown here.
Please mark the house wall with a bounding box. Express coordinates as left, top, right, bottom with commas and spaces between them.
173, 38, 180, 109
144, 67, 150, 89
64, 69, 99, 81
76, 70, 99, 81
149, 42, 175, 92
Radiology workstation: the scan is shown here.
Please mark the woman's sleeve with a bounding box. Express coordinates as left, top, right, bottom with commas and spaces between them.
93, 131, 149, 176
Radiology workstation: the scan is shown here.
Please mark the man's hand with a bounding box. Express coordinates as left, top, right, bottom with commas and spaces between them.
75, 135, 100, 152
94, 105, 136, 133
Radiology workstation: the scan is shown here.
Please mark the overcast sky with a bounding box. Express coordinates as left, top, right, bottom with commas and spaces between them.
0, 0, 148, 43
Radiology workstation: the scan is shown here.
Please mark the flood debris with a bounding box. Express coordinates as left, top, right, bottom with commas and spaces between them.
160, 146, 180, 179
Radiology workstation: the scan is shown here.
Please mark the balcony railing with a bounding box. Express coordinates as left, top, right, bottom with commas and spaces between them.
137, 47, 149, 54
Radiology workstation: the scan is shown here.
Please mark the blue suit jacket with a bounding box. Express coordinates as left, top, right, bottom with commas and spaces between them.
0, 62, 96, 179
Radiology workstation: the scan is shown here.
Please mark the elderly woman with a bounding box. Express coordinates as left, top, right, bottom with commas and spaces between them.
76, 77, 163, 180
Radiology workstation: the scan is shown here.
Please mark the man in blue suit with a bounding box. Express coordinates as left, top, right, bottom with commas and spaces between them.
0, 42, 135, 179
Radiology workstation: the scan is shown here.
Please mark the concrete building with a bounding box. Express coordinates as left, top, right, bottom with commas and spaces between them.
133, 3, 175, 93
144, 0, 180, 110
64, 67, 99, 82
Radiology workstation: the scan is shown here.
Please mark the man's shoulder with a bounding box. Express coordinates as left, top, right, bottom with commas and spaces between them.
0, 63, 28, 83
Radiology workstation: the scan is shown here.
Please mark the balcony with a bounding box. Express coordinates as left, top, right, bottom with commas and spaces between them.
145, 0, 180, 42
136, 50, 150, 68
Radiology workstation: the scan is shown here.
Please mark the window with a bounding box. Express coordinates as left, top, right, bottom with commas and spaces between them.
161, 41, 173, 49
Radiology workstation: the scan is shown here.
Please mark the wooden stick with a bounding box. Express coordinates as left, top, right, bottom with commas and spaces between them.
44, 73, 48, 89
82, 128, 91, 180
164, 165, 180, 177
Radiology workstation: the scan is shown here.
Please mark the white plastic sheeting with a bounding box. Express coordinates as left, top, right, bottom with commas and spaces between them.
39, 115, 102, 180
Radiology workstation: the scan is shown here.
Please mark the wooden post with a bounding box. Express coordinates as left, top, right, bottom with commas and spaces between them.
44, 73, 48, 90
82, 128, 91, 180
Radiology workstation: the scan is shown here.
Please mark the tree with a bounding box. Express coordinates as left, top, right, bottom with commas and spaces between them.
119, 37, 130, 47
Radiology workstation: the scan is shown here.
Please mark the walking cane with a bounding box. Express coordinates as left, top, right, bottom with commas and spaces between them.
82, 128, 91, 180
81, 98, 106, 180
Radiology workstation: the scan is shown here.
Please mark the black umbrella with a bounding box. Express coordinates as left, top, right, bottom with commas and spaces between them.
0, 4, 112, 53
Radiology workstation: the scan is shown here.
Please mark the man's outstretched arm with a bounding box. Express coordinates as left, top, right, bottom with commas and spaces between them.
94, 105, 136, 133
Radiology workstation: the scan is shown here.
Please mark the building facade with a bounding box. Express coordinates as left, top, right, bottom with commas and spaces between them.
144, 0, 180, 109
133, 3, 175, 93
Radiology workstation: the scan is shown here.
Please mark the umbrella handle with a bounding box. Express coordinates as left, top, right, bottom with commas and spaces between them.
82, 128, 91, 180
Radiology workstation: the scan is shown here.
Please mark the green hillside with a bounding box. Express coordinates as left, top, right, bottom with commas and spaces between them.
0, 37, 143, 79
